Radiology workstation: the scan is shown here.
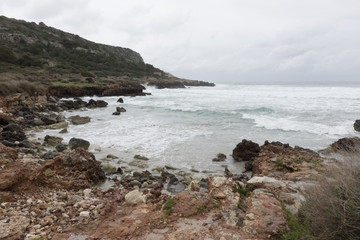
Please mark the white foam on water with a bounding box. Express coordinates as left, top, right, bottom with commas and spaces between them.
32, 84, 360, 174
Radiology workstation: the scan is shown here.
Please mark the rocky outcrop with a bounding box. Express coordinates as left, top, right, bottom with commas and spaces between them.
34, 149, 105, 190
320, 137, 360, 153
232, 139, 260, 162
354, 120, 360, 132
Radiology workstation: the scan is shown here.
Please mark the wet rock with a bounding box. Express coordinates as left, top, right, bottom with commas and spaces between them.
87, 99, 108, 108
56, 143, 67, 152
95, 100, 108, 108
232, 139, 260, 161
125, 189, 146, 204
112, 111, 120, 116
106, 154, 118, 159
44, 135, 63, 147
46, 122, 69, 130
129, 160, 149, 169
354, 120, 360, 132
212, 153, 227, 162
101, 164, 116, 173
134, 154, 149, 161
1, 140, 16, 147
117, 98, 124, 103
244, 161, 253, 171
116, 107, 126, 112
59, 128, 68, 134
68, 138, 90, 150
41, 115, 57, 125
69, 115, 91, 125
19, 140, 32, 148
42, 151, 61, 160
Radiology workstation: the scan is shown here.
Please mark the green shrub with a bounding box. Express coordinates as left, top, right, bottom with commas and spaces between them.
161, 197, 175, 220
282, 155, 360, 240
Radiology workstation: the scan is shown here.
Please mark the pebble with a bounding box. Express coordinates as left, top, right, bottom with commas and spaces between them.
79, 211, 90, 220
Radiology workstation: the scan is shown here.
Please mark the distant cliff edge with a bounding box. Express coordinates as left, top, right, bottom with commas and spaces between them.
0, 16, 214, 97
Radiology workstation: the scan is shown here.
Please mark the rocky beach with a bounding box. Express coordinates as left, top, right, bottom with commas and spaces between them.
0, 90, 359, 240
0, 14, 359, 240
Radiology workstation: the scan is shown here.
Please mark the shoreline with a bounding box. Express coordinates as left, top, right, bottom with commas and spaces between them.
0, 91, 359, 239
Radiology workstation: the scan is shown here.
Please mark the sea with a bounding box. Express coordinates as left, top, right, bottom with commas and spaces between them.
31, 84, 360, 176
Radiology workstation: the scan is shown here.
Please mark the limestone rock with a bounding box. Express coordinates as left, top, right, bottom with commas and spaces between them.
69, 115, 91, 125
125, 189, 146, 204
247, 176, 286, 189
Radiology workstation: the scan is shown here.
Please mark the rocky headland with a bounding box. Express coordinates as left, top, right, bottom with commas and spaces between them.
0, 91, 357, 240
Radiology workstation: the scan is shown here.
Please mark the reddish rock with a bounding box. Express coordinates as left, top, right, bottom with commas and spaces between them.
33, 148, 105, 190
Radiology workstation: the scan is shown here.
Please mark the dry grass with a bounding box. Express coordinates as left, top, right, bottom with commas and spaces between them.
0, 80, 45, 96
298, 154, 360, 240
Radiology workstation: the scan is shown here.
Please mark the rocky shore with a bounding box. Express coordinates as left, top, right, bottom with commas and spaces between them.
0, 92, 358, 240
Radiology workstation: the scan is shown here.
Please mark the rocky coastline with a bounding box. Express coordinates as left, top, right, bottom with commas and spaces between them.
0, 92, 358, 240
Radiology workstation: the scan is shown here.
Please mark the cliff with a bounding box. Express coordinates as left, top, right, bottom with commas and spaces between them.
0, 16, 214, 97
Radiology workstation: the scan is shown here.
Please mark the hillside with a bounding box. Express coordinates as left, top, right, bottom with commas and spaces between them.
0, 16, 214, 97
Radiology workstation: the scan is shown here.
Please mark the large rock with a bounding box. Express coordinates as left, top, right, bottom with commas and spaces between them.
68, 138, 90, 150
354, 120, 360, 132
242, 189, 288, 238
247, 176, 286, 189
41, 115, 57, 125
35, 148, 105, 190
69, 115, 91, 125
44, 135, 63, 147
3, 123, 23, 133
232, 139, 260, 161
87, 99, 108, 108
125, 189, 146, 204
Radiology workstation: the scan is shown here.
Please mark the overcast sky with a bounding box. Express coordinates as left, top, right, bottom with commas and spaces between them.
1, 0, 360, 83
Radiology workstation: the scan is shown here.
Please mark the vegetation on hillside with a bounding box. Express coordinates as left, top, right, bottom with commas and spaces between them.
282, 154, 360, 240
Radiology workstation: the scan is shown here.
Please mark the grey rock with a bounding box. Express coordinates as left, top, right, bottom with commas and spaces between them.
68, 138, 90, 150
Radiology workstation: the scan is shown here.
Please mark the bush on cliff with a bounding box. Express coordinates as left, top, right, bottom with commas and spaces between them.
0, 80, 45, 96
283, 154, 360, 240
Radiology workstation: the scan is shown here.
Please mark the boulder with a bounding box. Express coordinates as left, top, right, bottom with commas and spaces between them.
41, 115, 57, 125
212, 153, 227, 162
116, 107, 126, 112
87, 99, 108, 108
69, 115, 91, 125
117, 98, 124, 103
112, 111, 120, 116
35, 148, 105, 190
125, 189, 146, 204
68, 138, 90, 150
232, 139, 260, 161
56, 143, 67, 152
44, 135, 63, 147
0, 130, 26, 142
354, 120, 360, 132
96, 100, 108, 108
3, 123, 22, 133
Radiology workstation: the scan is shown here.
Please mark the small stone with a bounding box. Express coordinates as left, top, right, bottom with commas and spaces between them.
83, 188, 92, 197
106, 154, 118, 159
79, 211, 90, 220
59, 128, 68, 134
